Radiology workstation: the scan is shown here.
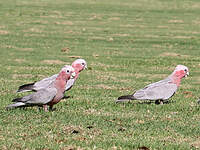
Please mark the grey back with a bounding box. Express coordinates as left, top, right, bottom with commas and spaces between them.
133, 77, 178, 100
34, 74, 58, 91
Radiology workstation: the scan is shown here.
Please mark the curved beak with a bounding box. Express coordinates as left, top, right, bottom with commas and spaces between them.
70, 72, 76, 79
185, 71, 189, 77
84, 65, 88, 70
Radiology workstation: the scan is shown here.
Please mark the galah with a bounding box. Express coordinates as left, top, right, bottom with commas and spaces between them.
6, 65, 76, 111
17, 59, 87, 93
116, 65, 189, 104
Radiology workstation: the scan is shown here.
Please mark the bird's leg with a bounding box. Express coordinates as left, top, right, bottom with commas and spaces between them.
155, 100, 160, 105
49, 105, 56, 111
43, 105, 48, 112
38, 106, 43, 111
160, 100, 164, 105
155, 100, 164, 105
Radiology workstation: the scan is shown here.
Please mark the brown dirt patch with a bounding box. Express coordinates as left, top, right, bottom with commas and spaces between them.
61, 47, 70, 53
67, 56, 81, 58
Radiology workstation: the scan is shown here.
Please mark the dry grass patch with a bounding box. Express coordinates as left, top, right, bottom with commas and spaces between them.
160, 52, 190, 58
12, 74, 33, 79
144, 35, 160, 38
0, 30, 9, 35
55, 21, 73, 25
108, 17, 120, 21
14, 59, 26, 63
173, 36, 193, 39
24, 28, 43, 33
168, 20, 184, 23
90, 36, 106, 41
84, 108, 113, 116
95, 84, 118, 90
112, 33, 130, 37
17, 48, 33, 52
157, 26, 169, 29
191, 140, 200, 149
149, 74, 168, 79
89, 15, 102, 20
24, 33, 46, 37
42, 60, 66, 65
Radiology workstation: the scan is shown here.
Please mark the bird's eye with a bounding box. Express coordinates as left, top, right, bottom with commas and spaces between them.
67, 70, 70, 73
81, 63, 85, 65
184, 69, 187, 72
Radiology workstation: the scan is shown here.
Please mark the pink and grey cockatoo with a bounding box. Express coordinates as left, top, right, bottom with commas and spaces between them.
16, 59, 87, 93
116, 65, 189, 104
7, 65, 76, 111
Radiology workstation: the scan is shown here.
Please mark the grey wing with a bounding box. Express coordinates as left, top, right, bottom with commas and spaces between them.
143, 77, 171, 89
65, 79, 75, 91
134, 82, 177, 100
26, 88, 57, 104
33, 74, 58, 91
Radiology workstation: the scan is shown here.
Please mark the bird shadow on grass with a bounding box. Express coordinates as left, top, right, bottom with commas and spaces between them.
62, 96, 73, 100
116, 100, 175, 105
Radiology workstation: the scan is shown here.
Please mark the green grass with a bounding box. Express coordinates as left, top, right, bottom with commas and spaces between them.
0, 0, 200, 149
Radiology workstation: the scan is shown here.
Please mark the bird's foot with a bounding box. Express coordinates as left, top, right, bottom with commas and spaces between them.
155, 100, 164, 105
43, 105, 48, 112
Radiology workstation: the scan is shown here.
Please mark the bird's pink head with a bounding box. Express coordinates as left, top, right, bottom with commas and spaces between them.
59, 65, 76, 80
55, 65, 75, 90
172, 65, 189, 86
71, 59, 87, 73
173, 65, 189, 78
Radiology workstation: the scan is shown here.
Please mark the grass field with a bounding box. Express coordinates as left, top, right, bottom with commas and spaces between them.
0, 0, 200, 149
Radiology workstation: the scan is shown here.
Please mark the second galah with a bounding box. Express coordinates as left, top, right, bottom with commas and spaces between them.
17, 59, 87, 93
116, 65, 189, 104
6, 65, 76, 111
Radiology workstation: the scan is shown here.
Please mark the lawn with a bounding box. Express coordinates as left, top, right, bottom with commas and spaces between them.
0, 0, 200, 149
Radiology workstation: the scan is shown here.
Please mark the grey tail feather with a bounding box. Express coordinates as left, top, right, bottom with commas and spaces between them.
116, 95, 135, 103
6, 102, 26, 109
12, 97, 23, 102
17, 83, 35, 93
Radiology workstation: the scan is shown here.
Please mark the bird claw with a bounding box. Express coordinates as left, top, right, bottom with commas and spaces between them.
155, 100, 164, 105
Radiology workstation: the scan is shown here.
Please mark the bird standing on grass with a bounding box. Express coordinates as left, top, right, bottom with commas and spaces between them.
6, 65, 76, 111
116, 65, 189, 104
17, 59, 87, 93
